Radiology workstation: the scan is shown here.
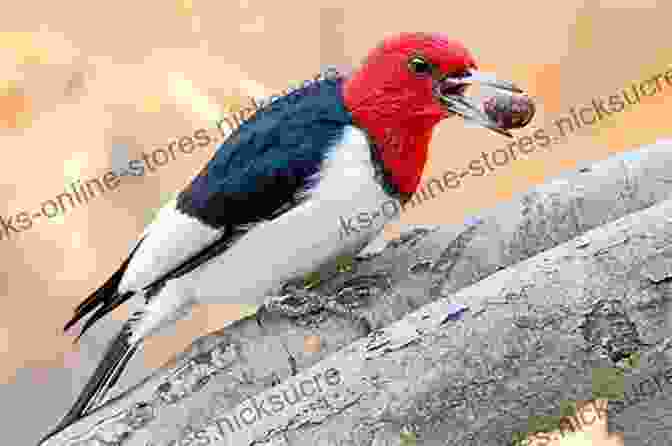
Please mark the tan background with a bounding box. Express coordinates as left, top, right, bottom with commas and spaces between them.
0, 1, 670, 442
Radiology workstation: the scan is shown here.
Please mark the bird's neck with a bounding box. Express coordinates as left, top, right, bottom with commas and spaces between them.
341, 76, 439, 196
369, 123, 434, 197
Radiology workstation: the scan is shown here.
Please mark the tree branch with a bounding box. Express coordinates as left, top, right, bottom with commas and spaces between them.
39, 139, 672, 445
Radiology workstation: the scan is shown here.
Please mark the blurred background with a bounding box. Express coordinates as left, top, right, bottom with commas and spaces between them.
0, 1, 671, 444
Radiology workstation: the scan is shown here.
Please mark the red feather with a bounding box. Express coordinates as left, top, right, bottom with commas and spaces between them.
342, 33, 477, 195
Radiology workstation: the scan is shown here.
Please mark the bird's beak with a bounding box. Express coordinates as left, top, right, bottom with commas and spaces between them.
435, 69, 522, 138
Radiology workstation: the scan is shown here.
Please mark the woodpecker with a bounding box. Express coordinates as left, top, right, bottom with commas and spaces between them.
41, 32, 526, 442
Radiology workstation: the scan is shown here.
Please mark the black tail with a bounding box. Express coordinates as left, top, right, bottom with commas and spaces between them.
63, 238, 145, 339
39, 324, 139, 443
39, 240, 146, 444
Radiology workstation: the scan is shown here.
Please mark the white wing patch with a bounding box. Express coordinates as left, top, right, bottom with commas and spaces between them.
117, 203, 221, 294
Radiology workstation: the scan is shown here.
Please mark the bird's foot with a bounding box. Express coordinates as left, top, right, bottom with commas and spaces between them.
259, 282, 372, 334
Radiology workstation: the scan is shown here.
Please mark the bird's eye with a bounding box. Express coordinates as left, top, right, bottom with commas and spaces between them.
408, 56, 432, 75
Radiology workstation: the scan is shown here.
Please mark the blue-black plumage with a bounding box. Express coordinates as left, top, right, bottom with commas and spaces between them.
178, 76, 354, 227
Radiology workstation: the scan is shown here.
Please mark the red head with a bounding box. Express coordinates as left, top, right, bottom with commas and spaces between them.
342, 32, 515, 196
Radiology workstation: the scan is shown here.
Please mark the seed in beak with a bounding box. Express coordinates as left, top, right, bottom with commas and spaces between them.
482, 92, 535, 129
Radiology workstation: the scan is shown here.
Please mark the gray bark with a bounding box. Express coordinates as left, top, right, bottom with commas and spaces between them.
39, 140, 672, 446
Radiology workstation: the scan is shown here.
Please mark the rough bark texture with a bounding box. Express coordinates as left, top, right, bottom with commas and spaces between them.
39, 140, 672, 446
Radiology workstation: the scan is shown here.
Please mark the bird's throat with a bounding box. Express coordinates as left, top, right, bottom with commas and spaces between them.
342, 77, 437, 196
351, 112, 434, 196
374, 124, 432, 196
